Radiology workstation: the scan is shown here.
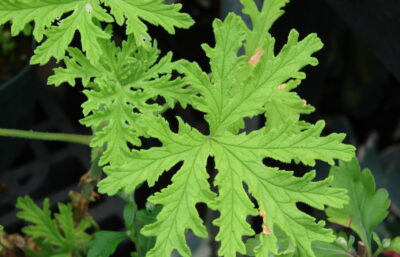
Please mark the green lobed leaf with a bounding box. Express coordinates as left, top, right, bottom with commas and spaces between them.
16, 196, 93, 255
0, 0, 114, 64
0, 0, 79, 41
214, 119, 354, 167
16, 197, 64, 248
99, 117, 217, 257
241, 0, 290, 54
246, 227, 295, 257
101, 0, 194, 47
31, 0, 113, 65
87, 231, 126, 257
326, 158, 391, 253
123, 201, 161, 256
98, 0, 355, 256
50, 37, 192, 166
0, 0, 193, 65
388, 237, 400, 253
48, 47, 103, 87
187, 18, 323, 135
312, 241, 352, 257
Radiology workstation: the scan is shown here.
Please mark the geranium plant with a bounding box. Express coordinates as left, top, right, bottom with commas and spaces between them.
0, 0, 397, 256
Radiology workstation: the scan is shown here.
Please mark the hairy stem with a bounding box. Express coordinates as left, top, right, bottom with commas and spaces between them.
0, 128, 91, 145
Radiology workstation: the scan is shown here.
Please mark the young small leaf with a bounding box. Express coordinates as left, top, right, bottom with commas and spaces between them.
326, 158, 391, 253
388, 237, 400, 253
312, 240, 352, 257
246, 228, 295, 257
16, 197, 63, 248
16, 196, 93, 255
124, 202, 162, 256
87, 231, 126, 257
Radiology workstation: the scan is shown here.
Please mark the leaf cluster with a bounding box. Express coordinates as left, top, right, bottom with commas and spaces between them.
0, 0, 370, 257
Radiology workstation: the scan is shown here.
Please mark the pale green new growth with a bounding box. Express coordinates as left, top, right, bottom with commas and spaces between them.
0, 0, 193, 64
49, 37, 192, 166
98, 1, 355, 257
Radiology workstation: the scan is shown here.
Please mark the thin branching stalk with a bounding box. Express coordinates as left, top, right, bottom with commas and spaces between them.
0, 128, 91, 145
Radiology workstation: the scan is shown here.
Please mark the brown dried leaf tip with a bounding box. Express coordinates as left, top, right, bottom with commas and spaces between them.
259, 209, 273, 235
248, 48, 263, 66
277, 84, 286, 91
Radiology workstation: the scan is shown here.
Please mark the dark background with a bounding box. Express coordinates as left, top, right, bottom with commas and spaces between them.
0, 0, 399, 256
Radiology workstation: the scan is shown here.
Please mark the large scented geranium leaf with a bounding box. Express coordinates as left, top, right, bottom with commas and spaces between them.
101, 0, 194, 46
326, 159, 390, 253
99, 0, 355, 257
50, 37, 192, 166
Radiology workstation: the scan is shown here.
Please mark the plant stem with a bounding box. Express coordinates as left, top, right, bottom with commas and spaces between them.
0, 128, 91, 145
131, 198, 145, 257
71, 147, 103, 225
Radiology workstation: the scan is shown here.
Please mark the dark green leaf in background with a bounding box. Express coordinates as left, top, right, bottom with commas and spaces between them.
326, 158, 390, 253
87, 231, 126, 257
